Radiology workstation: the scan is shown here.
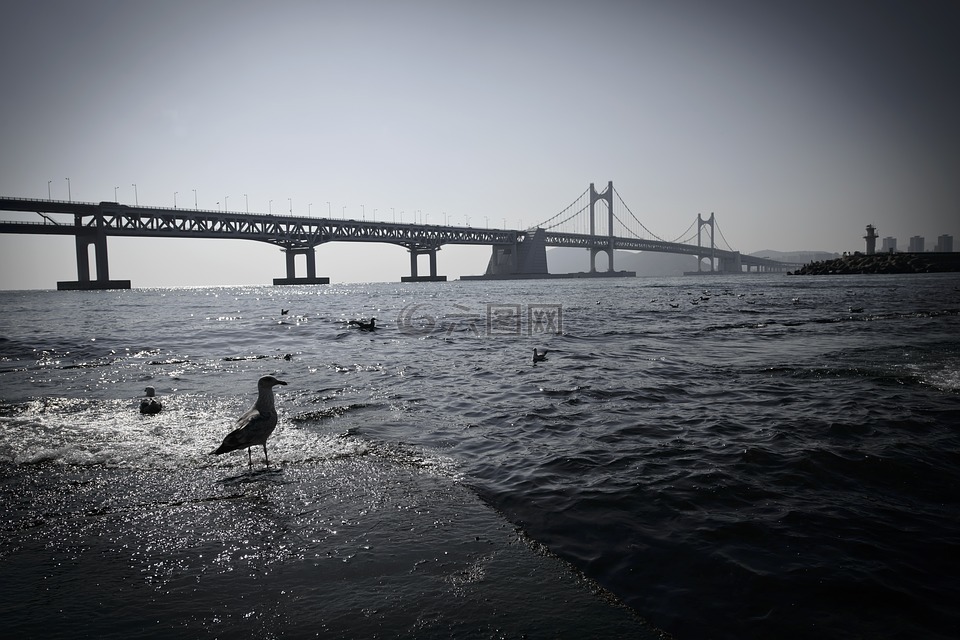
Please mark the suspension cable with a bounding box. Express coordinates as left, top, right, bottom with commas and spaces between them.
669, 218, 698, 244
714, 219, 736, 251
613, 189, 667, 241
542, 203, 590, 231
534, 187, 589, 229
536, 185, 735, 252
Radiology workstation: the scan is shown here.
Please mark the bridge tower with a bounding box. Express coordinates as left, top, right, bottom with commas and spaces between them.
696, 212, 716, 273
589, 181, 615, 273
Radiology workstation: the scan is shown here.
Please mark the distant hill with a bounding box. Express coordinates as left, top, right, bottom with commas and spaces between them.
547, 248, 697, 276
546, 248, 836, 276
750, 249, 839, 263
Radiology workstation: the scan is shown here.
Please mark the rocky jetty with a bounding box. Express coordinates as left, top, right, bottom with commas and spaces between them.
792, 252, 960, 275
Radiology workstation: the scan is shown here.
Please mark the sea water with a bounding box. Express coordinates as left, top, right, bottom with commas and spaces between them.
1, 273, 958, 639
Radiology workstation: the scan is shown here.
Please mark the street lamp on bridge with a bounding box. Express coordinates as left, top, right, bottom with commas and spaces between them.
174, 191, 178, 208
66, 178, 71, 202
48, 180, 52, 199
131, 183, 137, 206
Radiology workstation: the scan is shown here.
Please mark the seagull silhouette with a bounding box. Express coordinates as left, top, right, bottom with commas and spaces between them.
348, 317, 376, 331
139, 386, 162, 415
211, 375, 287, 467
533, 348, 548, 364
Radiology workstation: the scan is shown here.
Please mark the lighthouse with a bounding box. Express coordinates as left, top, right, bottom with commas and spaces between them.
864, 224, 878, 255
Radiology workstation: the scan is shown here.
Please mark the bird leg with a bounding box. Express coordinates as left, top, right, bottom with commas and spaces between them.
263, 444, 270, 468
247, 447, 252, 467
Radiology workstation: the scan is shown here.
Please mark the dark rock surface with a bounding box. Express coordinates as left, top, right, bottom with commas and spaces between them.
791, 252, 960, 275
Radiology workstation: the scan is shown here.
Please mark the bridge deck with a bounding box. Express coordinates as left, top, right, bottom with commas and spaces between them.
0, 196, 799, 271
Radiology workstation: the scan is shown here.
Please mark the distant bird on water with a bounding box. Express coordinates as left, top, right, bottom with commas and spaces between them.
210, 375, 287, 467
348, 317, 376, 331
139, 386, 162, 414
533, 348, 548, 364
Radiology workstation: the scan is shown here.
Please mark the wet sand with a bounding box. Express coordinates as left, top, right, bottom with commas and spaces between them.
1, 458, 668, 638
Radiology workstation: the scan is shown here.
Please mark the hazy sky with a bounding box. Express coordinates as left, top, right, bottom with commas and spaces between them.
2, 0, 958, 288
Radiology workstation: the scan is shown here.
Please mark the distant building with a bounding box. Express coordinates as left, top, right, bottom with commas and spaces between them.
882, 237, 897, 253
908, 236, 925, 253
936, 234, 953, 253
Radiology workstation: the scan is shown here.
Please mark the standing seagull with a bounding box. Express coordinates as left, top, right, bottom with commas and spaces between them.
210, 375, 288, 467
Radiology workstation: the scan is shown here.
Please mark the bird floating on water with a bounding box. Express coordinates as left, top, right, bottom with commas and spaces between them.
139, 386, 162, 415
348, 317, 377, 331
533, 348, 548, 364
210, 375, 287, 467
281, 309, 289, 315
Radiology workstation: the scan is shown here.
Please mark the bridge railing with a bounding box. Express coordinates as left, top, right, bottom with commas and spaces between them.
0, 218, 56, 225
0, 197, 99, 206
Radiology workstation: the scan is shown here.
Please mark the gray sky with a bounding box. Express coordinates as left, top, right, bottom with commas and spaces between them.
2, 0, 958, 288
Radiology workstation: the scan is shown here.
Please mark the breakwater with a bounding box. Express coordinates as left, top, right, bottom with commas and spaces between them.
791, 251, 960, 275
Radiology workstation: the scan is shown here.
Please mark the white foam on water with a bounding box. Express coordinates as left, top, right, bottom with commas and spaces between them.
0, 394, 459, 479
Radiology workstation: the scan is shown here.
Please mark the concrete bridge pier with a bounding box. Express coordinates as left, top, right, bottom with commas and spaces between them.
402, 246, 446, 282
473, 229, 549, 279
273, 246, 330, 285
718, 252, 742, 273
589, 247, 615, 273
58, 229, 131, 290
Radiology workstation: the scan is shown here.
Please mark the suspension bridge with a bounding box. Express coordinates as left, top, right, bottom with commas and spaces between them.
0, 181, 798, 289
